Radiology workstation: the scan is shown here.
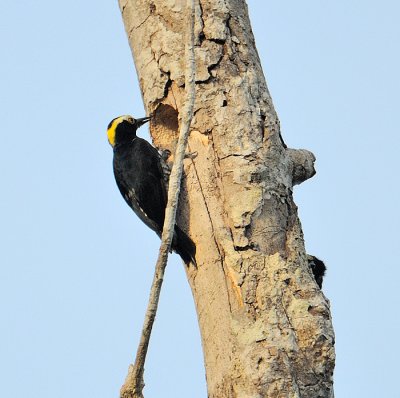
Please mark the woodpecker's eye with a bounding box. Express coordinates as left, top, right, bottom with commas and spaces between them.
128, 117, 134, 124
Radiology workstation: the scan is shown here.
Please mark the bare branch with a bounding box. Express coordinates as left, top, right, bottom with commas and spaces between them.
119, 1, 196, 397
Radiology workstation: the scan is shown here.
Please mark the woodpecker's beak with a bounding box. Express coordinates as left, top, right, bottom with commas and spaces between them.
136, 116, 151, 127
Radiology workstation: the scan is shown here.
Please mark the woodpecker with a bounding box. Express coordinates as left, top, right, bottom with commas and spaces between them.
307, 255, 326, 288
107, 115, 196, 266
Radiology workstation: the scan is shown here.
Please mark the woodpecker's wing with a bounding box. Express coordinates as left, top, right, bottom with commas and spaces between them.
113, 137, 167, 235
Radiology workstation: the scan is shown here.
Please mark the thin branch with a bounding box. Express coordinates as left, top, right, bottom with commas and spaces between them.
120, 1, 196, 397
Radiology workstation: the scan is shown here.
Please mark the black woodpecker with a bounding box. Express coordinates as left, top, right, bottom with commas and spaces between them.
107, 115, 196, 266
307, 255, 326, 289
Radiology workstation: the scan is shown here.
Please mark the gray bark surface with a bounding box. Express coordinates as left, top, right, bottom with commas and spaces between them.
118, 0, 335, 396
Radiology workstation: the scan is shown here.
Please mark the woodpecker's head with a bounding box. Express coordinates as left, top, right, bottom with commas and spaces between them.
107, 115, 151, 147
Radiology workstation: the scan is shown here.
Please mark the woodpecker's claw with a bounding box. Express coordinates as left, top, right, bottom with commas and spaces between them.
159, 149, 172, 161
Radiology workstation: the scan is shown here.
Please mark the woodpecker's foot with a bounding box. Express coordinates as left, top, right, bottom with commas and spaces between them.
159, 149, 171, 161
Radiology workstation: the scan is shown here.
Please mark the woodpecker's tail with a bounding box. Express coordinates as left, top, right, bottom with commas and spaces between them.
173, 225, 197, 267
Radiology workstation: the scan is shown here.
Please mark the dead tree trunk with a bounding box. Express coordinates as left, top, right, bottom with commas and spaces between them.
118, 0, 335, 397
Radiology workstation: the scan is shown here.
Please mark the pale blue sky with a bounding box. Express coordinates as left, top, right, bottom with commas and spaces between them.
1, 1, 399, 397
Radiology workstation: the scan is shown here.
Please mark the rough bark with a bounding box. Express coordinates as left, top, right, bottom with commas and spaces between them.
118, 0, 335, 397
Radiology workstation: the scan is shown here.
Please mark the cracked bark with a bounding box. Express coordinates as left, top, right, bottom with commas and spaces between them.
118, 1, 335, 397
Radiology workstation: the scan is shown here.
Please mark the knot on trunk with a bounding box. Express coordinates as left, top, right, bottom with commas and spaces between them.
287, 148, 316, 186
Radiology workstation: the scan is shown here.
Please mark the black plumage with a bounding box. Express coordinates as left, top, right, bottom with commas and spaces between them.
307, 255, 326, 289
107, 115, 196, 265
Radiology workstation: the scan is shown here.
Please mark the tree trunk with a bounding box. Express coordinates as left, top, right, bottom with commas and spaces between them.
118, 1, 335, 397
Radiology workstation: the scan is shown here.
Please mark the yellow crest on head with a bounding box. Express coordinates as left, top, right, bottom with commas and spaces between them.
107, 126, 116, 147
107, 115, 134, 147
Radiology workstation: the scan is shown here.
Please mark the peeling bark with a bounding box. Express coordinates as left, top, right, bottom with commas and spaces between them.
118, 1, 335, 397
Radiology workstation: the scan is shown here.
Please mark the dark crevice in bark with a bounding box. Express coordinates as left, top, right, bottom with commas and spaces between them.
120, 0, 128, 15
197, 0, 205, 44
135, 13, 152, 30
195, 57, 223, 83
234, 243, 257, 252
209, 38, 226, 45
150, 72, 172, 111
198, 31, 206, 43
